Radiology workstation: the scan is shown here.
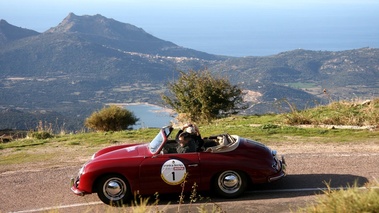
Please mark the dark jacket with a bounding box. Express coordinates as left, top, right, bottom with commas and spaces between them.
176, 139, 197, 153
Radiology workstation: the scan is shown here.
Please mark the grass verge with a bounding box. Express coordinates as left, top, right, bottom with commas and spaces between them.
296, 180, 379, 212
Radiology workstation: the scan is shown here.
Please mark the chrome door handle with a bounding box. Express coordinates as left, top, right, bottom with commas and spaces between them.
188, 164, 198, 167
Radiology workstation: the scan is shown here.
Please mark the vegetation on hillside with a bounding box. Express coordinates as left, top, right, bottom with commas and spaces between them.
282, 98, 379, 126
2, 98, 379, 147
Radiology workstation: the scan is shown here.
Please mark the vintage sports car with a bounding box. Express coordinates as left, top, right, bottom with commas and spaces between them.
71, 126, 286, 205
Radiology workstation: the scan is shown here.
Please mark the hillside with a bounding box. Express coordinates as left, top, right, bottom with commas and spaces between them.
208, 48, 379, 113
0, 13, 378, 131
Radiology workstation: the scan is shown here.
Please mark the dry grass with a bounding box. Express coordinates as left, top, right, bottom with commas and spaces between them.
296, 180, 379, 213
283, 98, 379, 126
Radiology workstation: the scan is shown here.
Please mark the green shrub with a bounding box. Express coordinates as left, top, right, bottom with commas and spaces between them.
27, 131, 53, 139
162, 69, 245, 124
85, 105, 139, 132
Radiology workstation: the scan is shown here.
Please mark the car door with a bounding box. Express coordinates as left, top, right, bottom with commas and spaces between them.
138, 152, 201, 195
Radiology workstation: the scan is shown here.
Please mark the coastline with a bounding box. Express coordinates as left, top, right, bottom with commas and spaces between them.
106, 102, 175, 114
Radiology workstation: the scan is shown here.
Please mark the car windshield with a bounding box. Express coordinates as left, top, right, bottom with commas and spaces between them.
149, 133, 164, 153
148, 126, 172, 153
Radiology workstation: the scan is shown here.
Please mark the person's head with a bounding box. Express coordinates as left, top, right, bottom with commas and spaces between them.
184, 123, 198, 134
186, 126, 195, 134
179, 132, 192, 145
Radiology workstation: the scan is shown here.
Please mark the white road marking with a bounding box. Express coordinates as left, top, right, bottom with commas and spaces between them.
248, 186, 379, 194
286, 153, 379, 158
9, 201, 103, 213
10, 186, 379, 213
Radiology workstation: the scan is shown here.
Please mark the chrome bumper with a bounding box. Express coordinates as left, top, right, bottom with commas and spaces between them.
269, 172, 286, 182
70, 177, 85, 196
269, 156, 286, 182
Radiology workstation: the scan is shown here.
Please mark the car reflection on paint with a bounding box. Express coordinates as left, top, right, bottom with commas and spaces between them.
70, 126, 286, 206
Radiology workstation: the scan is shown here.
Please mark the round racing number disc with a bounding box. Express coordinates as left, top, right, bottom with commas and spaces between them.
161, 159, 187, 185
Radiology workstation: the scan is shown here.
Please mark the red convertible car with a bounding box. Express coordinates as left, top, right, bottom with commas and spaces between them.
70, 126, 286, 205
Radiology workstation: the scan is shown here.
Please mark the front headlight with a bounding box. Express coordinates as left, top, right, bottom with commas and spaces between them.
78, 164, 86, 177
272, 158, 280, 171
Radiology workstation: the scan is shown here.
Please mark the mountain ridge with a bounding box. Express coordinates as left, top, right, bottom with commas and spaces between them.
0, 19, 40, 46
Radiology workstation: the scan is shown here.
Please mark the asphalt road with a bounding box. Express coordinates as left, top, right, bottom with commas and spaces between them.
1, 142, 378, 213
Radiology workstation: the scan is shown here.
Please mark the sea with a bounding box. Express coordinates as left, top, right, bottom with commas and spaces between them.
124, 103, 175, 129
148, 19, 379, 57
133, 4, 379, 57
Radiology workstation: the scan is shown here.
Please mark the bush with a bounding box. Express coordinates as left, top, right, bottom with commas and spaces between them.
85, 106, 139, 131
162, 69, 245, 123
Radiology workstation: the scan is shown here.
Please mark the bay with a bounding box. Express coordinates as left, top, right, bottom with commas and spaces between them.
124, 103, 175, 129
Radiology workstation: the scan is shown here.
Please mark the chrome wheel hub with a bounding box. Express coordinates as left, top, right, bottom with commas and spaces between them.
218, 171, 241, 194
103, 178, 127, 200
224, 174, 238, 187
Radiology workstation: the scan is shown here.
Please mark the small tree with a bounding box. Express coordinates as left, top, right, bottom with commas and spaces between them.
85, 105, 139, 131
162, 69, 245, 123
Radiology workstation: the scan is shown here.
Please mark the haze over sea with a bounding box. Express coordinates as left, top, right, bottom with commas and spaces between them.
1, 0, 378, 56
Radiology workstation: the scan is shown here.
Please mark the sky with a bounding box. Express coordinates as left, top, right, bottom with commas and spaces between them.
1, 0, 378, 56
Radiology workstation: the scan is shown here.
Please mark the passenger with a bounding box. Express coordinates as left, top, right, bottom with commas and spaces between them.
176, 132, 197, 153
179, 123, 204, 151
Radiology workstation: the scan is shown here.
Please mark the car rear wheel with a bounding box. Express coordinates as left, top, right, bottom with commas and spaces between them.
214, 170, 247, 198
96, 175, 130, 206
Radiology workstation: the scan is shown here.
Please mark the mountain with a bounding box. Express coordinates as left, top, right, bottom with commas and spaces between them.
0, 19, 40, 46
46, 13, 218, 59
0, 13, 378, 131
0, 13, 225, 131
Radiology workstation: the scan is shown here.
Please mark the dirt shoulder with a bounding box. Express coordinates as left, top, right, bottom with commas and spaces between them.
271, 140, 379, 155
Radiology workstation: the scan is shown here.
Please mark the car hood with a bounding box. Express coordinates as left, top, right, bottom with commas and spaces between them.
92, 144, 149, 161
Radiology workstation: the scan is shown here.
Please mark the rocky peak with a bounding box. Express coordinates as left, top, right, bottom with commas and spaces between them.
46, 13, 147, 40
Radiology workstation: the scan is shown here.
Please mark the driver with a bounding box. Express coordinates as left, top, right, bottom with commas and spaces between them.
176, 132, 197, 153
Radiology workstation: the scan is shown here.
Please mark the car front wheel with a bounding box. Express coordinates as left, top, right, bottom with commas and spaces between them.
96, 175, 130, 206
214, 170, 247, 198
